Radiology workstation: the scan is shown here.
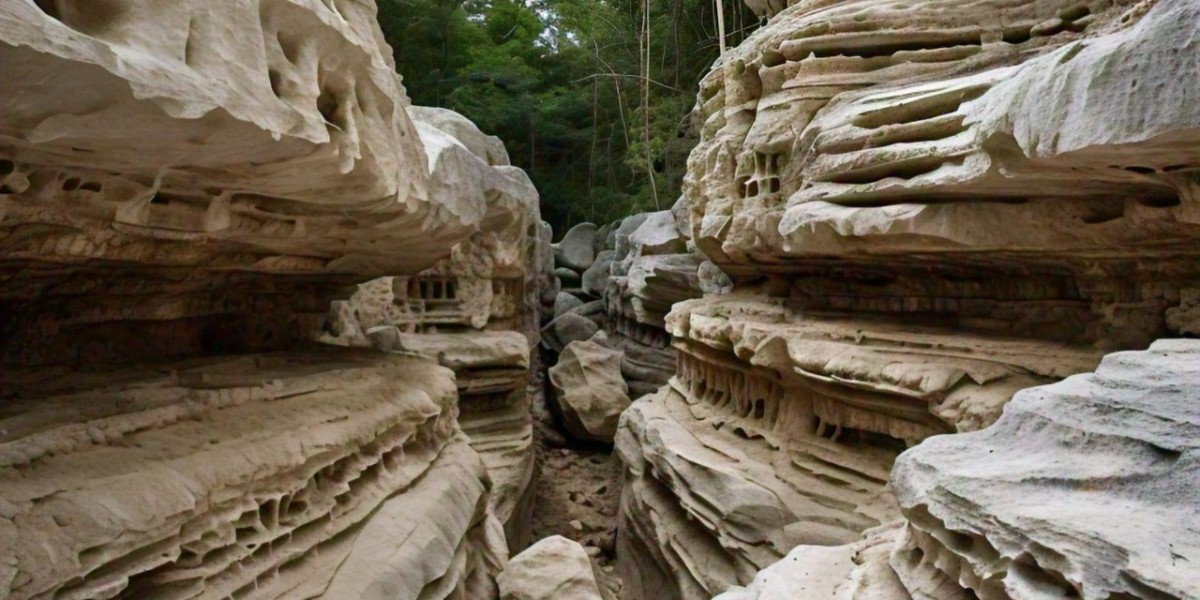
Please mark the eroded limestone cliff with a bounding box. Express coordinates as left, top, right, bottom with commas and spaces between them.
0, 1, 539, 598
616, 0, 1200, 598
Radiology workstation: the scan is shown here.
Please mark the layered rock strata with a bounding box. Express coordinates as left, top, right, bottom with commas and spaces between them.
716, 340, 1200, 600
890, 339, 1200, 600
1, 1, 539, 597
617, 0, 1200, 598
318, 105, 541, 550
593, 205, 731, 399
0, 0, 500, 367
0, 350, 506, 600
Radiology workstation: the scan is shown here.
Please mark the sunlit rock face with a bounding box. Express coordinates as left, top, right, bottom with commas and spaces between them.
0, 2, 538, 598
617, 1, 1200, 598
684, 0, 1200, 351
890, 339, 1200, 600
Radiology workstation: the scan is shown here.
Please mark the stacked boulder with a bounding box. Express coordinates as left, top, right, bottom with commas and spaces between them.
540, 222, 626, 443
540, 208, 730, 443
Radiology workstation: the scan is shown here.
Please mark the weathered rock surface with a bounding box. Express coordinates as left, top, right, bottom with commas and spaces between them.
550, 338, 631, 443
601, 205, 721, 399
0, 0, 516, 367
714, 525, 908, 600
0, 2, 542, 598
582, 250, 616, 297
497, 536, 607, 600
555, 292, 587, 320
366, 331, 537, 550
890, 339, 1200, 599
554, 222, 599, 272
615, 1, 1200, 598
542, 313, 601, 353
0, 350, 506, 600
711, 340, 1200, 600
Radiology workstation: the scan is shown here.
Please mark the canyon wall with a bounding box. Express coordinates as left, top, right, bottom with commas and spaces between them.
0, 1, 539, 598
616, 0, 1200, 598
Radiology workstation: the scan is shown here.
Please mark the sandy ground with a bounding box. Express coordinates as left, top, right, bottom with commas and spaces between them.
530, 432, 625, 597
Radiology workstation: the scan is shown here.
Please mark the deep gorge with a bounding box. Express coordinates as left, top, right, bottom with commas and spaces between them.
2, 1, 1199, 599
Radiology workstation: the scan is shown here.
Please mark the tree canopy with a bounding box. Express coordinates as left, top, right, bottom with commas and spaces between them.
377, 0, 759, 232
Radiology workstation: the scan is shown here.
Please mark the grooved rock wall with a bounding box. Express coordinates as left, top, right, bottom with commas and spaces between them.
0, 1, 541, 598
616, 0, 1200, 598
0, 0, 504, 367
0, 351, 507, 600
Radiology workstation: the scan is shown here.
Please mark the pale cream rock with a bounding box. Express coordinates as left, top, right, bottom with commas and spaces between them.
0, 4, 540, 599
0, 1, 532, 367
603, 207, 718, 399
549, 338, 631, 443
0, 349, 506, 600
891, 339, 1200, 600
498, 535, 607, 600
714, 525, 912, 600
616, 3, 1200, 596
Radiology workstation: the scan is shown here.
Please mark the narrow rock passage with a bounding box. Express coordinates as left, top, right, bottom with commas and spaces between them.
530, 432, 625, 598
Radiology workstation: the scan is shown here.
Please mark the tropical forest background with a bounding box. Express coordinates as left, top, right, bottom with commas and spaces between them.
377, 0, 759, 232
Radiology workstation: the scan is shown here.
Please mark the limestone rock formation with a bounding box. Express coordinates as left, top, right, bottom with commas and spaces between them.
603, 204, 724, 399
0, 350, 507, 600
497, 535, 608, 600
371, 330, 538, 550
714, 525, 908, 600
890, 339, 1200, 600
616, 0, 1200, 598
712, 340, 1200, 600
549, 337, 631, 443
315, 105, 541, 551
0, 0, 504, 367
0, 1, 542, 598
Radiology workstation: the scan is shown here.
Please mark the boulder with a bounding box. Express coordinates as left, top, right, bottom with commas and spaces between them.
408, 106, 510, 166
594, 222, 614, 255
582, 250, 615, 297
555, 266, 583, 288
628, 210, 688, 256
554, 222, 598, 271
612, 213, 651, 261
554, 291, 586, 320
542, 313, 600, 352
498, 536, 606, 600
698, 260, 733, 295
549, 339, 630, 442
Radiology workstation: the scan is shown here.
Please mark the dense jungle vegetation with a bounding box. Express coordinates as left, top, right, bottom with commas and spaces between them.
378, 0, 759, 232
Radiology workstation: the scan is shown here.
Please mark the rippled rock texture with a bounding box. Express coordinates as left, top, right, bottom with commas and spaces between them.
0, 350, 507, 600
318, 105, 541, 551
1, 1, 540, 597
714, 340, 1200, 600
891, 339, 1200, 600
616, 1, 1200, 598
603, 205, 730, 399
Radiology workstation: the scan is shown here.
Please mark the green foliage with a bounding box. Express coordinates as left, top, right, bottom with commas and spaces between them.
377, 0, 759, 232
